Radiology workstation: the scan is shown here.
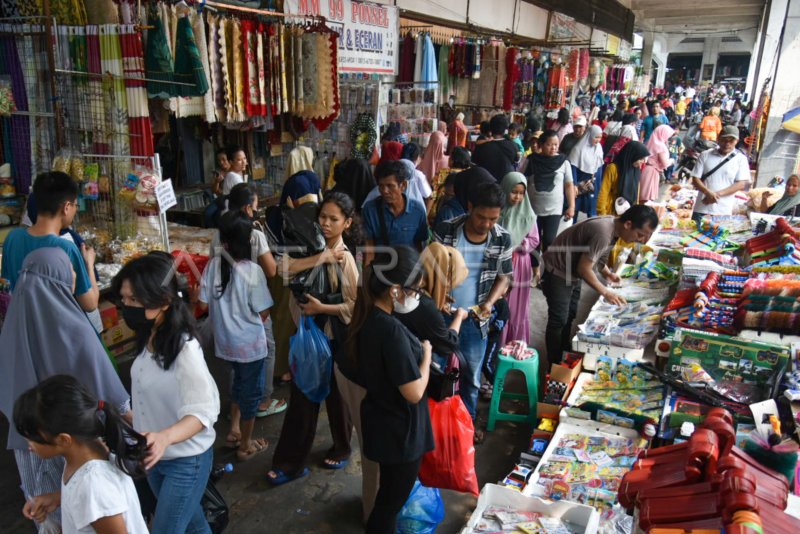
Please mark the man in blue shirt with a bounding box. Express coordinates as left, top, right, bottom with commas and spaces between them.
362, 160, 429, 265
2, 171, 98, 312
641, 101, 668, 143
433, 182, 513, 427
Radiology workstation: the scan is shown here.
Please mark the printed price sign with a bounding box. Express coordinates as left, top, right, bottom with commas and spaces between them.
155, 179, 177, 212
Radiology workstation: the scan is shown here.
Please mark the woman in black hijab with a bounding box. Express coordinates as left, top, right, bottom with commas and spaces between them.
597, 141, 650, 215
332, 158, 376, 212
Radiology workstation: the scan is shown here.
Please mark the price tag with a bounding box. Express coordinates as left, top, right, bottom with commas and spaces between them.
155, 179, 177, 212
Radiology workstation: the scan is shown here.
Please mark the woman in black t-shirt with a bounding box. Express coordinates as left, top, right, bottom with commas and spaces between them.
346, 246, 434, 534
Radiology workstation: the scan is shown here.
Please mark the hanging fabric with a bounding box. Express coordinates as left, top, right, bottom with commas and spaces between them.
144, 13, 176, 99
173, 14, 209, 97
294, 26, 304, 116
241, 19, 263, 117
120, 24, 153, 157
399, 32, 415, 84
0, 34, 32, 193
207, 14, 227, 122
503, 47, 520, 111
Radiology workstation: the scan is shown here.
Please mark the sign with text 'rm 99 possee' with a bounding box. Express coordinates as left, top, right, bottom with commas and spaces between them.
284, 0, 399, 75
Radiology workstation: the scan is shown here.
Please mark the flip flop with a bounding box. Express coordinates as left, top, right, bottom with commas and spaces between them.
266, 467, 310, 486
236, 438, 269, 462
224, 433, 241, 449
256, 398, 288, 418
322, 458, 349, 470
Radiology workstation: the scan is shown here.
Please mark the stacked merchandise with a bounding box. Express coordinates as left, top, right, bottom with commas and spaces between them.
577, 300, 665, 350
567, 360, 665, 431
618, 408, 799, 533
736, 279, 800, 333
385, 86, 438, 147
680, 248, 739, 287
661, 271, 747, 337
743, 217, 800, 267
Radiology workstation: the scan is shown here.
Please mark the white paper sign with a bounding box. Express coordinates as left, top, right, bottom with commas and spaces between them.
155, 179, 177, 212
284, 0, 399, 74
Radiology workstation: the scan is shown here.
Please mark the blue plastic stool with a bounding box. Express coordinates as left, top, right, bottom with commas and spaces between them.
486, 351, 539, 432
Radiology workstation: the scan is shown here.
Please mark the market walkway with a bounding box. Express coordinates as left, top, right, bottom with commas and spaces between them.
0, 284, 600, 533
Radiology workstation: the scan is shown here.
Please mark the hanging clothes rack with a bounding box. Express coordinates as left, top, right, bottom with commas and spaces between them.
204, 1, 327, 22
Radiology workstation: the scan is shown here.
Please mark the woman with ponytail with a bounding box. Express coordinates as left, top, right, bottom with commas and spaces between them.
111, 251, 220, 533
347, 246, 434, 533
0, 247, 131, 532
13, 375, 149, 533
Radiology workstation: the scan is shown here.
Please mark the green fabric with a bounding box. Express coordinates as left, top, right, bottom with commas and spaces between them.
499, 172, 536, 248
174, 16, 209, 97
145, 14, 176, 98
438, 45, 451, 100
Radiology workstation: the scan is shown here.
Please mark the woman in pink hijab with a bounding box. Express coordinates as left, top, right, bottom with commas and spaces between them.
418, 123, 449, 186
638, 124, 675, 203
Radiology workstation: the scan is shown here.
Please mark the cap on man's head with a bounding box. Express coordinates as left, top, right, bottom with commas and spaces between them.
720, 125, 739, 140
573, 116, 588, 127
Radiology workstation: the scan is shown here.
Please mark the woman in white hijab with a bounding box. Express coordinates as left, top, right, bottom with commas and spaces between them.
568, 124, 605, 222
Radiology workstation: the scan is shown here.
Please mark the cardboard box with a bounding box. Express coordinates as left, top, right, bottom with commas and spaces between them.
98, 301, 119, 330
538, 358, 584, 416
461, 484, 599, 534
101, 321, 136, 347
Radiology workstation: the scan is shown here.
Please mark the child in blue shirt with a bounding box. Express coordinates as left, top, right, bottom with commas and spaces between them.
200, 211, 273, 461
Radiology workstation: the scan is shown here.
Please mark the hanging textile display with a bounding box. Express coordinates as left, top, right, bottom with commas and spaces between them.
144, 13, 176, 98
86, 25, 109, 154
120, 24, 153, 157
173, 14, 209, 97
0, 34, 32, 193
241, 19, 265, 117
99, 24, 131, 158
503, 47, 520, 111
293, 26, 304, 116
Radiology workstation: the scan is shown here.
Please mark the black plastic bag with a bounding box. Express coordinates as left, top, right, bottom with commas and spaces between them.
202, 479, 229, 534
282, 203, 326, 258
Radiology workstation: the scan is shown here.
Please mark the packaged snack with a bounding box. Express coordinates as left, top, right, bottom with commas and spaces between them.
596, 356, 614, 382
538, 462, 570, 479
615, 359, 636, 385
614, 415, 635, 428
564, 407, 592, 420
549, 480, 571, 501
549, 447, 575, 462
590, 451, 614, 467
597, 410, 617, 424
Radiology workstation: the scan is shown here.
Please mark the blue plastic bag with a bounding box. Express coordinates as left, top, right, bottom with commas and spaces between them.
396, 480, 444, 534
289, 315, 332, 403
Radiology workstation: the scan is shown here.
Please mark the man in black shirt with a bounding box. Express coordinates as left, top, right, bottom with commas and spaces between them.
471, 114, 520, 182
559, 115, 586, 156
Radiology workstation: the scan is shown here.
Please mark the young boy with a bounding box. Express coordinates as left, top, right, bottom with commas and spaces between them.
507, 123, 525, 159
2, 171, 98, 313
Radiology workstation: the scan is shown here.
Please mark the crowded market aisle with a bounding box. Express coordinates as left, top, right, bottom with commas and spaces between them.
0, 283, 601, 533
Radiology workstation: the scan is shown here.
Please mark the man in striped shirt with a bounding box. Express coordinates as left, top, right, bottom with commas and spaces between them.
433, 182, 513, 421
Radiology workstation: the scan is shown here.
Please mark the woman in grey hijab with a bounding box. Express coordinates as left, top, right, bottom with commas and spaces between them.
0, 247, 130, 530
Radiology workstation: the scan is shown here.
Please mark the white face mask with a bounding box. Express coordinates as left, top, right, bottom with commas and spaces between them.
392, 290, 421, 314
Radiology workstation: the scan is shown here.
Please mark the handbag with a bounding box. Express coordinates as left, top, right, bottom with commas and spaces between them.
202, 479, 229, 533
427, 352, 461, 401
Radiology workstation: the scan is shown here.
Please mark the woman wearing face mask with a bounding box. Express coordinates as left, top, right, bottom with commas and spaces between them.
568, 125, 605, 221
394, 242, 469, 362
347, 246, 434, 534
0, 248, 131, 532
525, 129, 575, 252
266, 192, 359, 486
111, 252, 220, 534
597, 141, 651, 215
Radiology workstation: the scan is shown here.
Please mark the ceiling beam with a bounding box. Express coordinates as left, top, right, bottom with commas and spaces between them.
636, 6, 762, 18
631, 0, 762, 8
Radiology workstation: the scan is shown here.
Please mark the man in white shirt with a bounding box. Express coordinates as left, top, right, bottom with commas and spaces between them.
691, 125, 751, 224
685, 85, 697, 99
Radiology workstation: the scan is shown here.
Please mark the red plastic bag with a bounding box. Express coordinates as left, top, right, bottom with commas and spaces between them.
418, 396, 479, 496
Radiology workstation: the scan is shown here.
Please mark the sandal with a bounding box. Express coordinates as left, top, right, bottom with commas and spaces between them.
322, 458, 349, 470
266, 467, 310, 486
224, 433, 241, 449
236, 438, 269, 462
256, 398, 288, 418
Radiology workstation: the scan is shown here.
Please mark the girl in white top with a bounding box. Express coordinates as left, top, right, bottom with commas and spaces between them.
112, 251, 220, 534
14, 375, 148, 534
222, 146, 247, 195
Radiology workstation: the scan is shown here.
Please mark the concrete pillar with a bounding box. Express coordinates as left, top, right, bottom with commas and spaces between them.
701, 37, 721, 84
756, 0, 800, 185
641, 30, 656, 80
747, 0, 790, 104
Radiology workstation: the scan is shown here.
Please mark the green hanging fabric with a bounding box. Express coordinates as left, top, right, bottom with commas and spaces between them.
174, 16, 209, 97
144, 14, 177, 98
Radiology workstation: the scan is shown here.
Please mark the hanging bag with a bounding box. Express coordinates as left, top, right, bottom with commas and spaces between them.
289, 315, 333, 403
418, 395, 479, 496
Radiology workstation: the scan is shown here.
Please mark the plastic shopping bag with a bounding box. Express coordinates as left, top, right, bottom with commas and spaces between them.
289, 315, 332, 403
396, 480, 444, 534
418, 396, 479, 496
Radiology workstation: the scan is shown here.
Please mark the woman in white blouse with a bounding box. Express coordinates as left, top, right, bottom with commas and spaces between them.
112, 252, 220, 533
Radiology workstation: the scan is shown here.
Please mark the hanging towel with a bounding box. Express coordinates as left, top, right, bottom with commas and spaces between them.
144, 14, 176, 98
174, 15, 209, 97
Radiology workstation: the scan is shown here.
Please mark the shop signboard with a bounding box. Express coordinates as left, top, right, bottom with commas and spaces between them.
284, 0, 399, 75
548, 12, 591, 43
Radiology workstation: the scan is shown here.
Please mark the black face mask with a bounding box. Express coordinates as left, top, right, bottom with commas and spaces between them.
120, 305, 156, 333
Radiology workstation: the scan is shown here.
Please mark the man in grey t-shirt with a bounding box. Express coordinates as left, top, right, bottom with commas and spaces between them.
541, 205, 658, 375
